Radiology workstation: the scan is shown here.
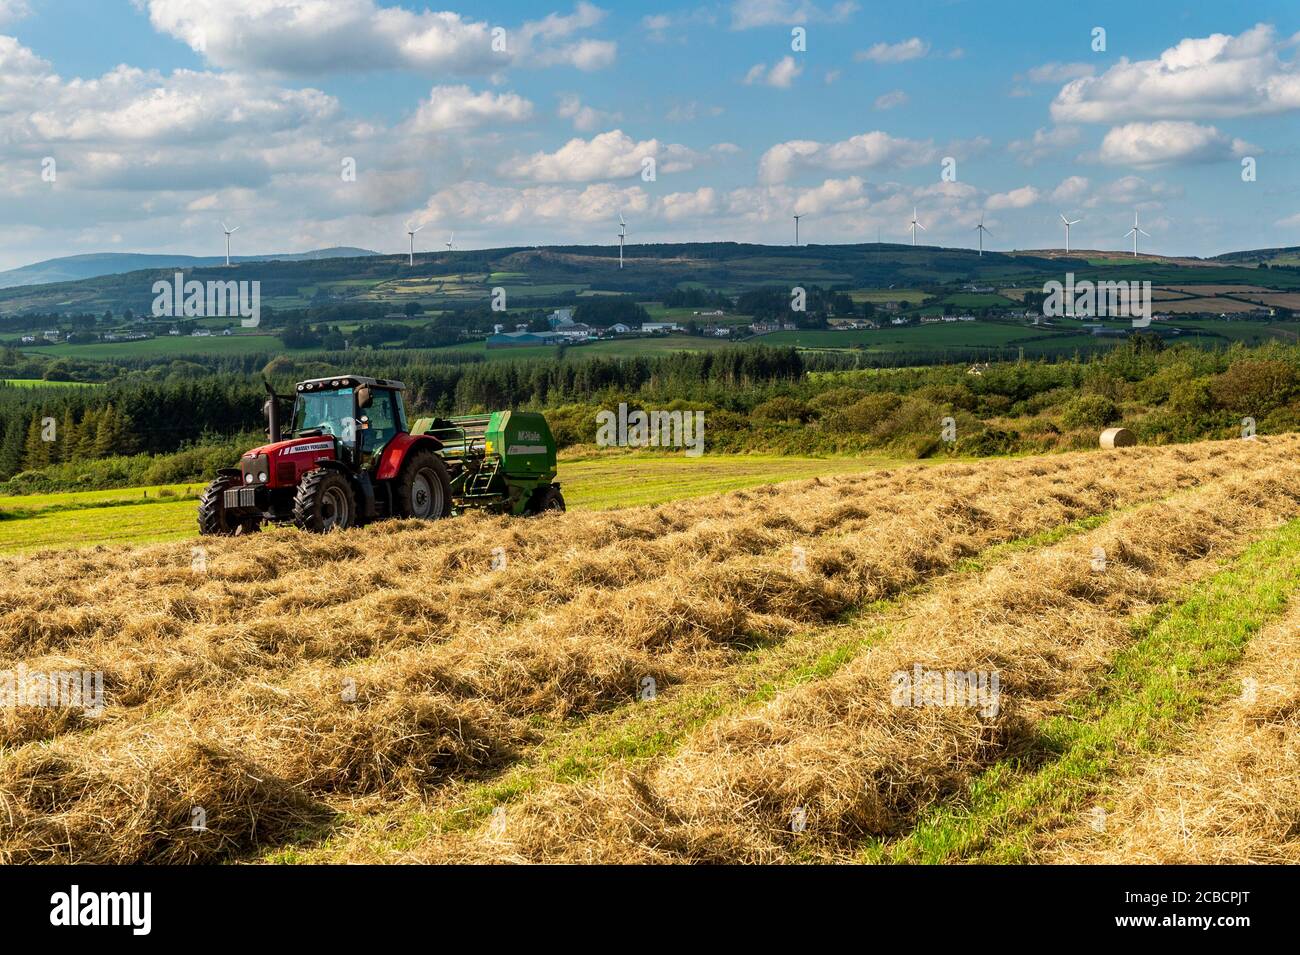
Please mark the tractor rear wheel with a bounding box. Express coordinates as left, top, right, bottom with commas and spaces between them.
198, 477, 260, 536
395, 450, 452, 520
293, 469, 356, 533
525, 485, 566, 515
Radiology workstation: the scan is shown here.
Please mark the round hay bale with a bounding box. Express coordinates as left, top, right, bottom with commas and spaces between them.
1099, 427, 1136, 449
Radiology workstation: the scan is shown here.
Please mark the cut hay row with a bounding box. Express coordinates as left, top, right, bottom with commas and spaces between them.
0, 437, 1294, 864
1043, 599, 1300, 864
874, 515, 1300, 863
287, 509, 1122, 863
419, 455, 1300, 863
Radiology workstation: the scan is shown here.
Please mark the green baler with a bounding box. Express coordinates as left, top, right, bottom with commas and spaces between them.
410, 410, 565, 515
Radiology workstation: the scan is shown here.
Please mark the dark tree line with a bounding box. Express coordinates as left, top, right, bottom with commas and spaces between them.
0, 346, 806, 479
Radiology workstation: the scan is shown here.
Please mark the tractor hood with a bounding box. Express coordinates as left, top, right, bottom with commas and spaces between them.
243, 435, 337, 459
240, 434, 338, 488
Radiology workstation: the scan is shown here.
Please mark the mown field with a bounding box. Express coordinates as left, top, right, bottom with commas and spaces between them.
0, 453, 890, 553
1, 435, 1297, 865
33, 334, 286, 360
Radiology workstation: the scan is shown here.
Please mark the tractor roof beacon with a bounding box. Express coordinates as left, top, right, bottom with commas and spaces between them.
198, 375, 563, 535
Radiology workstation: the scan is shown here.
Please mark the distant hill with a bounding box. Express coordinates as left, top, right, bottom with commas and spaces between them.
1, 241, 1297, 318
1212, 246, 1300, 265
0, 248, 378, 289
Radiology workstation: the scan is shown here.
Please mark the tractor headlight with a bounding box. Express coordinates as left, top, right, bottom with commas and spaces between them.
258, 471, 268, 483
244, 473, 254, 484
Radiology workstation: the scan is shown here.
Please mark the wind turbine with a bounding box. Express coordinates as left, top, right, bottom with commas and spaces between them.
909, 207, 925, 246
973, 215, 991, 256
1124, 211, 1150, 258
221, 222, 239, 266
445, 233, 454, 253
617, 213, 626, 269
1060, 213, 1081, 253
406, 223, 423, 266
792, 214, 803, 246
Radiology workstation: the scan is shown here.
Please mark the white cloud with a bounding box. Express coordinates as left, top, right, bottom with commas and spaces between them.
557, 93, 619, 131
6, 58, 337, 145
744, 56, 803, 88
985, 185, 1041, 210
414, 180, 651, 228
641, 9, 717, 41
855, 38, 929, 64
660, 187, 719, 220
1051, 175, 1091, 203
405, 85, 532, 134
725, 177, 870, 225
874, 90, 908, 110
501, 130, 702, 182
1077, 175, 1183, 210
666, 101, 724, 122
0, 0, 30, 26
1008, 125, 1081, 165
1276, 211, 1300, 228
1051, 24, 1300, 123
1022, 61, 1093, 84
758, 131, 934, 182
140, 0, 616, 75
1096, 121, 1251, 167
730, 0, 859, 30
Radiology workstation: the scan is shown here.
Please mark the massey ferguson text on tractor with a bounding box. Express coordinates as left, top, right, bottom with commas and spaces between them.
198, 375, 564, 534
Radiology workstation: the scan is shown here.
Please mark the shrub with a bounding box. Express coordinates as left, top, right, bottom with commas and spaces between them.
916, 383, 977, 412
976, 394, 1013, 416
871, 398, 945, 445
1061, 394, 1120, 429
1210, 359, 1299, 416
958, 427, 1019, 456
751, 396, 813, 423
829, 393, 902, 433
1167, 378, 1215, 418
807, 387, 867, 417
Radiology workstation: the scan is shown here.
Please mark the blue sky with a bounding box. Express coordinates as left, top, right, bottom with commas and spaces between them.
0, 0, 1298, 269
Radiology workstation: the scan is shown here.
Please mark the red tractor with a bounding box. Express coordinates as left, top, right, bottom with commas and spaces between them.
198, 375, 452, 535
199, 375, 564, 535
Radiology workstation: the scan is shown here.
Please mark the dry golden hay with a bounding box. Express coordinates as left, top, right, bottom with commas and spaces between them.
1042, 600, 1300, 864
1, 434, 1298, 863
1099, 427, 1136, 449
0, 724, 325, 865
444, 455, 1300, 864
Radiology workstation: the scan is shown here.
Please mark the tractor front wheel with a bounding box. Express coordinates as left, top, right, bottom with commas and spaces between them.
395, 450, 452, 520
198, 477, 260, 536
293, 469, 356, 533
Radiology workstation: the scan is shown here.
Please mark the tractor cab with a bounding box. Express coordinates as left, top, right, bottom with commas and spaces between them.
289, 376, 407, 467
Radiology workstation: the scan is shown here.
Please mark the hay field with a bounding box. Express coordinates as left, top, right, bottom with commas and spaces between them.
2, 436, 1299, 864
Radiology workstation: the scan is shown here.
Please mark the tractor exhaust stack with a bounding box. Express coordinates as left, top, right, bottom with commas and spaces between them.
263, 378, 282, 444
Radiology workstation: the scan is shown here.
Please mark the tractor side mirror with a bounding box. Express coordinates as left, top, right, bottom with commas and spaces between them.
356, 385, 373, 408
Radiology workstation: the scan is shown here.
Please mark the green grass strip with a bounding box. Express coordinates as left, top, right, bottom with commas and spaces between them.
866, 516, 1300, 865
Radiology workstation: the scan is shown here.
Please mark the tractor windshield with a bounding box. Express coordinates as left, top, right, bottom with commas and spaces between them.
292, 388, 356, 445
